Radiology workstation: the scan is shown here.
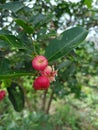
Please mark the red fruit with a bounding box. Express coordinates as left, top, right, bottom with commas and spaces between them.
41, 66, 52, 76
0, 90, 6, 101
32, 55, 48, 71
33, 76, 50, 90
41, 65, 57, 82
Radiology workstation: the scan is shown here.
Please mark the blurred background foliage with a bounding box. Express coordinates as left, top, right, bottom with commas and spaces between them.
0, 0, 98, 129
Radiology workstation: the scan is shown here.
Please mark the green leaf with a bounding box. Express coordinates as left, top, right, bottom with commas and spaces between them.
45, 27, 88, 61
0, 29, 11, 35
0, 34, 25, 49
30, 14, 47, 25
0, 59, 10, 74
0, 58, 34, 80
0, 71, 33, 79
0, 30, 11, 48
15, 19, 34, 34
7, 82, 25, 112
29, 13, 53, 27
0, 1, 24, 13
0, 40, 9, 49
57, 60, 71, 70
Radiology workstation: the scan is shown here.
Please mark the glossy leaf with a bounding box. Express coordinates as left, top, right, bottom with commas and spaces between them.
15, 19, 34, 34
29, 14, 46, 24
0, 59, 10, 74
0, 71, 33, 79
0, 40, 9, 49
45, 27, 88, 61
0, 58, 34, 79
29, 13, 53, 28
57, 60, 71, 70
7, 82, 25, 112
0, 1, 24, 13
0, 34, 25, 49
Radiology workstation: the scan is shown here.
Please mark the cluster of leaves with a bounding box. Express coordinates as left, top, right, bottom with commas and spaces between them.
1, 0, 98, 129
0, 1, 98, 126
0, 0, 89, 112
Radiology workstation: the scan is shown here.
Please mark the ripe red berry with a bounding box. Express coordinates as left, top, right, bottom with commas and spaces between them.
32, 55, 48, 71
41, 65, 57, 82
0, 90, 6, 101
33, 76, 50, 90
41, 66, 52, 76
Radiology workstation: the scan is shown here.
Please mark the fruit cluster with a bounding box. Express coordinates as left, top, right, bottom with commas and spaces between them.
0, 90, 6, 101
32, 55, 57, 90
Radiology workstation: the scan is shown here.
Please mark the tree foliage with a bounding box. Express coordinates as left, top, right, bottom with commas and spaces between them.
0, 0, 98, 129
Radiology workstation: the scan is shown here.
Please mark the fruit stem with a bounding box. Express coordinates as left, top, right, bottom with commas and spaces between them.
30, 34, 38, 56
33, 42, 38, 56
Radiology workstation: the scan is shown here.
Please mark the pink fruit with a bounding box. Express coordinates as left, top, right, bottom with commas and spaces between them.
33, 76, 50, 90
41, 65, 57, 82
0, 90, 6, 101
41, 66, 52, 75
32, 55, 48, 71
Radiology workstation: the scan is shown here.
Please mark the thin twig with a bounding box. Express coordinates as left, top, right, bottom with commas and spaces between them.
41, 89, 48, 111
46, 90, 54, 114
